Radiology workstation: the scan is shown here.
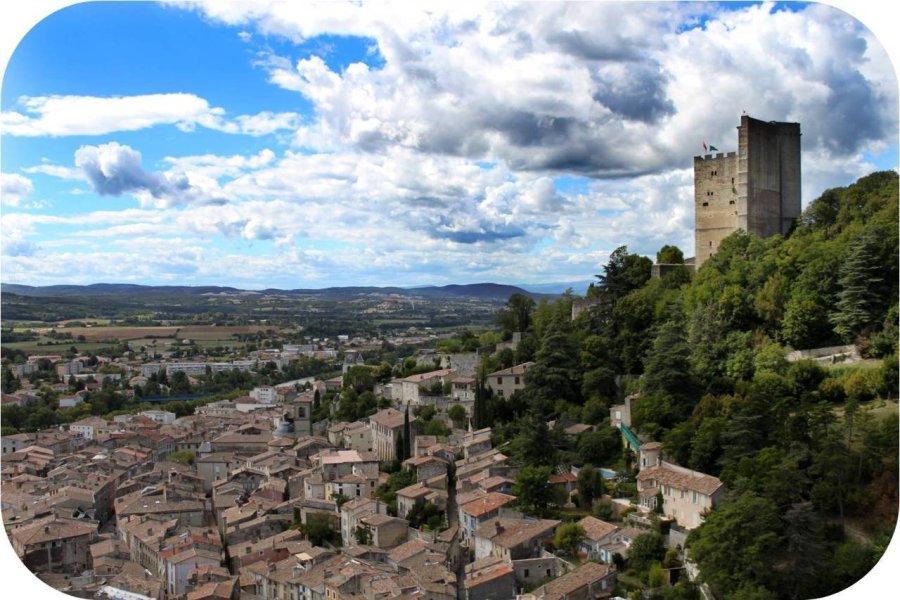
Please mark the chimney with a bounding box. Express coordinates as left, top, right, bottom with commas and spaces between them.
494, 520, 503, 534
44, 526, 50, 534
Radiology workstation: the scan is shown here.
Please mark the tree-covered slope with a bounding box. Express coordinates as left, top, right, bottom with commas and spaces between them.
484, 171, 898, 600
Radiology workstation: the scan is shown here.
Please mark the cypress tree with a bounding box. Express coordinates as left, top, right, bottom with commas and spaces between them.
474, 375, 483, 429
395, 432, 404, 464
403, 405, 411, 460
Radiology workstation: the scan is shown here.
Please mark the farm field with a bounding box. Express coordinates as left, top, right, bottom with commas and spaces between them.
3, 325, 283, 356
176, 325, 280, 340
2, 340, 118, 354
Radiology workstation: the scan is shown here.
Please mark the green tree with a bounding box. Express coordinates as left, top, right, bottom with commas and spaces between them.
687, 492, 781, 597
354, 525, 372, 546
577, 428, 620, 467
513, 465, 556, 517
830, 228, 889, 342
656, 245, 685, 264
1, 368, 19, 394
553, 522, 585, 555
168, 450, 196, 466
448, 404, 467, 425
628, 531, 664, 574
576, 464, 604, 508
522, 316, 580, 414
497, 293, 536, 334
403, 405, 411, 460
301, 513, 339, 546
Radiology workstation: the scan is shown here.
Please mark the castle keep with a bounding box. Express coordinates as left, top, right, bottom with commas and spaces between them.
694, 115, 801, 267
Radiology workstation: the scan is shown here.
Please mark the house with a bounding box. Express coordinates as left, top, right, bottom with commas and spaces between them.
312, 449, 380, 481
577, 517, 620, 561
196, 452, 241, 493
403, 454, 450, 482
465, 556, 516, 600
368, 408, 416, 463
342, 351, 366, 373
473, 518, 560, 561
462, 428, 493, 459
249, 386, 278, 404
356, 513, 410, 549
524, 561, 617, 600
137, 410, 177, 425
11, 519, 98, 573
163, 547, 222, 597
69, 416, 111, 440
564, 424, 595, 437
596, 526, 642, 564
486, 362, 533, 398
450, 377, 476, 404
548, 472, 578, 496
327, 420, 373, 452
396, 478, 449, 520
59, 392, 86, 408
341, 498, 391, 546
210, 425, 274, 455
400, 369, 456, 405
459, 492, 518, 545
294, 436, 332, 459
635, 442, 725, 529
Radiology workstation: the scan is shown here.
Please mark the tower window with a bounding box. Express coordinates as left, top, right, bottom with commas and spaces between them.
702, 202, 708, 207
709, 241, 713, 247
729, 200, 735, 205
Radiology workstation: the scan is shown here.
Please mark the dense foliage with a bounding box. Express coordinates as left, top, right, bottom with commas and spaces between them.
486, 172, 898, 600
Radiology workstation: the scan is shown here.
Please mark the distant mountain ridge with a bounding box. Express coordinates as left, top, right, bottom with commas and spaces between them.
1, 282, 553, 301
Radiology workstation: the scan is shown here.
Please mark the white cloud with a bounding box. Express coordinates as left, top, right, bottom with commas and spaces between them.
1, 93, 300, 137
186, 1, 895, 179
2, 2, 896, 288
22, 163, 86, 181
0, 172, 33, 206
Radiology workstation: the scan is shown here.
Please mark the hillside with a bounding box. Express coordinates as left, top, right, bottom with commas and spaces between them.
481, 170, 898, 600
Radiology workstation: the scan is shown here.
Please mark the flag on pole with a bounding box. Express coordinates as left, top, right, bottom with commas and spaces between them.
709, 145, 719, 152
702, 141, 708, 152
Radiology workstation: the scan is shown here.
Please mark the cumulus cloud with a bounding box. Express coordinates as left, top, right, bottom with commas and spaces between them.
74, 142, 190, 199
1, 93, 300, 137
1, 172, 34, 207
187, 1, 895, 179
3, 2, 896, 288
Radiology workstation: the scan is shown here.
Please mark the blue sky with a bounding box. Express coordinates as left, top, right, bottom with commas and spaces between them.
1, 1, 897, 290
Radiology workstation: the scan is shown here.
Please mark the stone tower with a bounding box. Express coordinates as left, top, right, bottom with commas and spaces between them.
694, 115, 801, 268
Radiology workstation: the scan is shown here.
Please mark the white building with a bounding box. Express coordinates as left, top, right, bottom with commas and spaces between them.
250, 386, 278, 404
137, 410, 177, 425
486, 362, 534, 398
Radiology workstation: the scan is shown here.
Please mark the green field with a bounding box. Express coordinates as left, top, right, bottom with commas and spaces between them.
3, 340, 119, 354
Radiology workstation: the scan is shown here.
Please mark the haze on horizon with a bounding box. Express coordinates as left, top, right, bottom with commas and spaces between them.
1, 1, 898, 290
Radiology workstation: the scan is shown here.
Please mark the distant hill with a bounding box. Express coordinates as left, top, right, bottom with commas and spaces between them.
1, 282, 549, 302
516, 280, 595, 295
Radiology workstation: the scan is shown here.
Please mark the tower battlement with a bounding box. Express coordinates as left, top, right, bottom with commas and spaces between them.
694, 116, 801, 268
693, 151, 737, 162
